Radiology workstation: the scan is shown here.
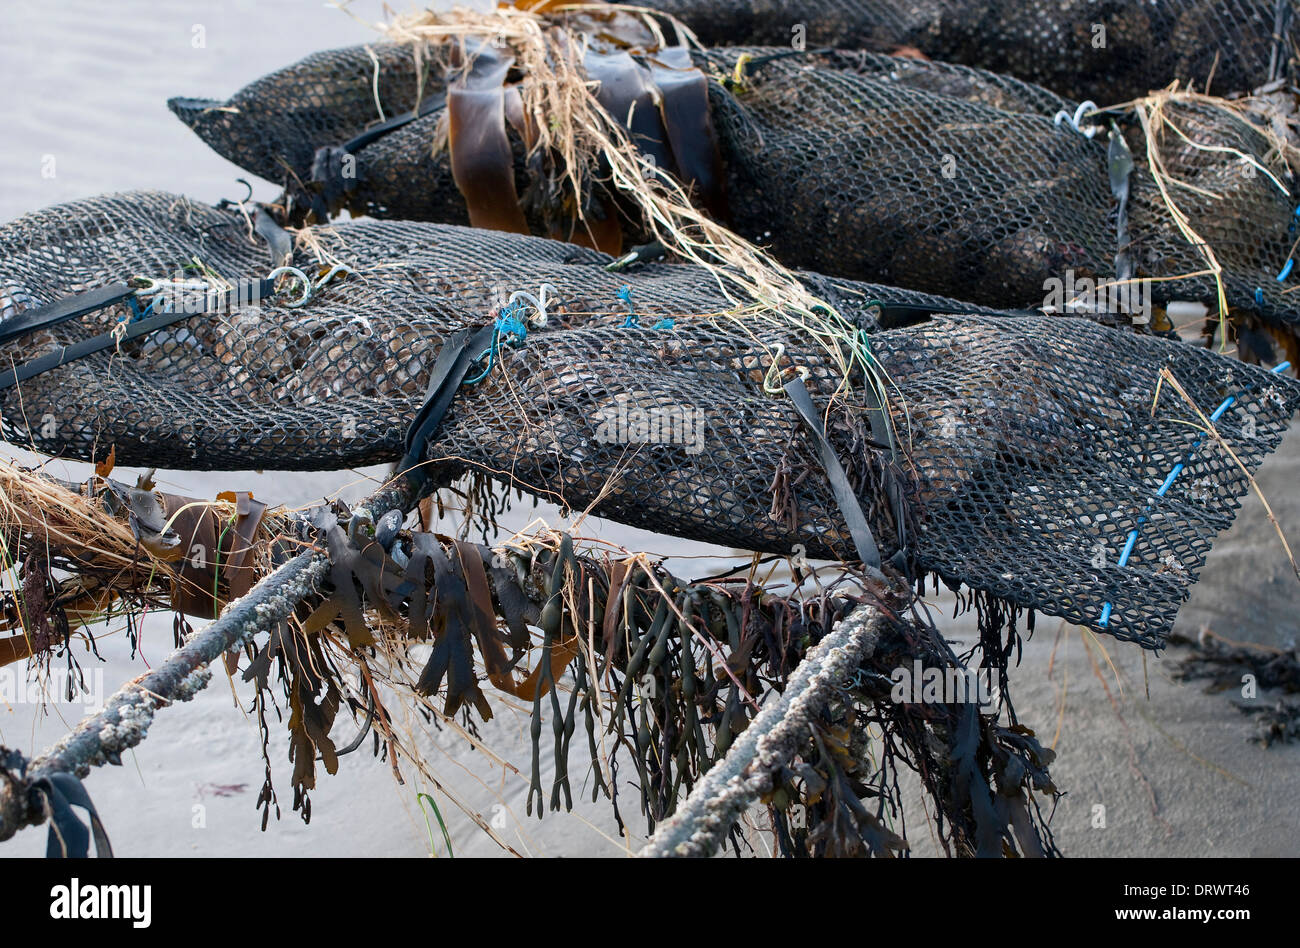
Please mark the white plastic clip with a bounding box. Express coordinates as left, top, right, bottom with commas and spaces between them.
509, 283, 559, 328
1053, 100, 1101, 139
268, 266, 314, 308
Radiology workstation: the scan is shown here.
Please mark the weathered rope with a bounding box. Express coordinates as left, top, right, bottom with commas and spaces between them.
637, 603, 885, 857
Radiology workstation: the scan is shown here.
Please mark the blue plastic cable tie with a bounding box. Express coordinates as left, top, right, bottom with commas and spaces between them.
463, 306, 530, 386
1098, 361, 1292, 628
617, 285, 639, 327
497, 305, 528, 345
1279, 259, 1295, 282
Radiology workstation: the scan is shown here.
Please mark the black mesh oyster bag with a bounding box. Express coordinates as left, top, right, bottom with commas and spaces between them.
0, 189, 981, 470
168, 31, 1300, 344
2, 191, 1298, 649
629, 0, 1296, 104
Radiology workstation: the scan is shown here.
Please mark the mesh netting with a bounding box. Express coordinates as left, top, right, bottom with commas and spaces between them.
2, 191, 1298, 648
701, 47, 1299, 329
169, 41, 1300, 334
637, 0, 1295, 103
0, 189, 978, 470
429, 310, 1300, 647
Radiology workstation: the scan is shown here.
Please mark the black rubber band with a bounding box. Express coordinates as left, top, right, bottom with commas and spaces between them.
34, 771, 113, 859
341, 92, 448, 154
399, 324, 499, 489
0, 283, 135, 347
0, 278, 276, 391
783, 376, 883, 571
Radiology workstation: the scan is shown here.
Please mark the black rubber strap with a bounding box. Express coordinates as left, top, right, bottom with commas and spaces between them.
0, 283, 135, 346
605, 241, 667, 272
33, 771, 113, 858
305, 95, 452, 221
783, 376, 883, 571
399, 324, 498, 488
861, 380, 896, 459
727, 47, 837, 75
0, 278, 276, 391
342, 92, 448, 154
1269, 0, 1293, 83
252, 206, 294, 268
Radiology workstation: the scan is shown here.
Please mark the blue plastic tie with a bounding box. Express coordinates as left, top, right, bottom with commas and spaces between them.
1098, 361, 1292, 628
1279, 259, 1295, 282
617, 285, 638, 327
463, 304, 529, 386
121, 295, 158, 327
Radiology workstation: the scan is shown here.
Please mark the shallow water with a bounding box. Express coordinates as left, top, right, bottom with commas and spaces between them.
2, 1, 361, 220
